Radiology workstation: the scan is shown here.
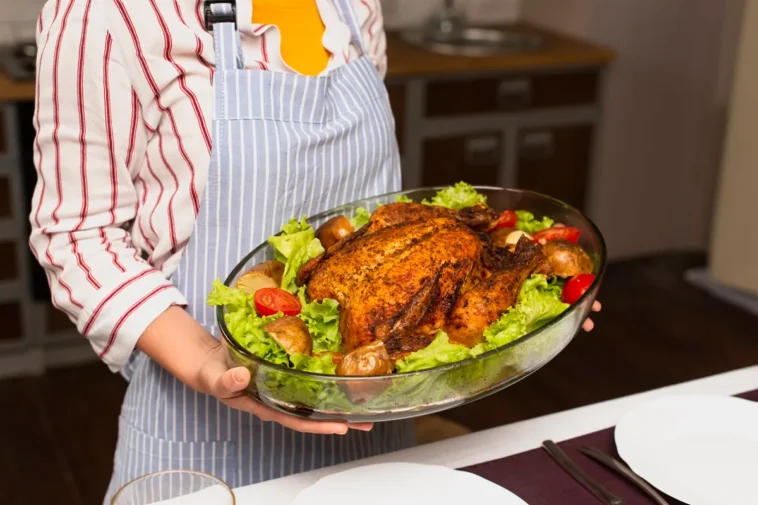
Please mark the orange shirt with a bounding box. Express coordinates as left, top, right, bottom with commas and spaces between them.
252, 0, 330, 76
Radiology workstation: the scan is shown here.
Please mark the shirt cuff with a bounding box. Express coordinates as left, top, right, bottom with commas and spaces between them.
76, 266, 188, 373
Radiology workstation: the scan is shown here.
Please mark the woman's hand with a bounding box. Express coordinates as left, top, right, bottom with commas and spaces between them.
138, 306, 372, 436
582, 301, 602, 332
197, 343, 372, 435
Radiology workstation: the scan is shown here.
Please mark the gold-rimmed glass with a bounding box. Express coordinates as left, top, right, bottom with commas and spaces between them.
110, 470, 235, 505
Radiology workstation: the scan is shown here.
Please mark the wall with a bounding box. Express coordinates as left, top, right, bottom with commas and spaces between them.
708, 0, 758, 294
522, 0, 744, 260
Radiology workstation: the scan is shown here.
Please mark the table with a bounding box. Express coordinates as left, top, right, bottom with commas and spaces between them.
232, 365, 758, 505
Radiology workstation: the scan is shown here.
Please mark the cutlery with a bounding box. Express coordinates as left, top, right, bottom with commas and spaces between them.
542, 440, 625, 505
579, 446, 671, 505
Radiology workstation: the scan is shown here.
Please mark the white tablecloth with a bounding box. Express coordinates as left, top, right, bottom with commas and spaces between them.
228, 366, 757, 505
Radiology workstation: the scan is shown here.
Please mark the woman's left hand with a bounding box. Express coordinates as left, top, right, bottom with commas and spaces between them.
582, 301, 602, 332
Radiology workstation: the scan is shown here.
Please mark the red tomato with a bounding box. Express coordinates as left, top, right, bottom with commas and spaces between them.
491, 210, 518, 231
533, 226, 582, 244
562, 274, 596, 304
254, 288, 302, 316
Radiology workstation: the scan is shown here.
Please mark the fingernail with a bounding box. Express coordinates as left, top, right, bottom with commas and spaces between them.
233, 369, 246, 383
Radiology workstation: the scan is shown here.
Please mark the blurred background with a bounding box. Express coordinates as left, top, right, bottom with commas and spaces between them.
0, 0, 756, 504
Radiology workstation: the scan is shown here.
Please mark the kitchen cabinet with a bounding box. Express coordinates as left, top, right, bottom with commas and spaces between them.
422, 132, 503, 187
516, 124, 594, 210
388, 68, 606, 212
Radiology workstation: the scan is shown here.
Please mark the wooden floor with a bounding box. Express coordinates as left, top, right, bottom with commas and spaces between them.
2, 252, 757, 505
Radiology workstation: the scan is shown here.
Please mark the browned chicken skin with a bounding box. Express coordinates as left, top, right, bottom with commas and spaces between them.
301, 203, 560, 363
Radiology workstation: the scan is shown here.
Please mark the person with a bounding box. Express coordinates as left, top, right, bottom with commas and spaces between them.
30, 0, 600, 502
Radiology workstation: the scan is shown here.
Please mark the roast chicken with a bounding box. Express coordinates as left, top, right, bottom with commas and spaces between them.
297, 203, 559, 362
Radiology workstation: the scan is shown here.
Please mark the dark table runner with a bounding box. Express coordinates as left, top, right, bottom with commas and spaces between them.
461, 389, 758, 505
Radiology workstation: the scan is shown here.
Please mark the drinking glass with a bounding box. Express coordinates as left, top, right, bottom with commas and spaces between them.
110, 470, 235, 505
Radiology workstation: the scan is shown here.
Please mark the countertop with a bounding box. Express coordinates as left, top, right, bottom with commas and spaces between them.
0, 22, 614, 103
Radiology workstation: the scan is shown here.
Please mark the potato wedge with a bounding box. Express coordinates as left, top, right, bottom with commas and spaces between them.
337, 341, 393, 377
263, 316, 313, 356
316, 215, 354, 249
235, 260, 285, 295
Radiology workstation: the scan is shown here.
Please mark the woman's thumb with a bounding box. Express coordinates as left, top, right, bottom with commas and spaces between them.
201, 360, 250, 398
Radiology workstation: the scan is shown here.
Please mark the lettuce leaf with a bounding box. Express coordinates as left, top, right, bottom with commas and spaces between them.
207, 279, 289, 367
472, 275, 568, 356
290, 352, 338, 374
515, 210, 554, 234
296, 287, 342, 354
422, 182, 487, 210
395, 331, 471, 373
350, 207, 372, 229
395, 195, 414, 203
267, 217, 325, 293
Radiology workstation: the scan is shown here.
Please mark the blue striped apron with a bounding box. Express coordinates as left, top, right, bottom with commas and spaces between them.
104, 1, 415, 502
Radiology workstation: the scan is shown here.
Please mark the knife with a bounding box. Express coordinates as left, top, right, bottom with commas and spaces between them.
579, 446, 671, 505
542, 440, 625, 505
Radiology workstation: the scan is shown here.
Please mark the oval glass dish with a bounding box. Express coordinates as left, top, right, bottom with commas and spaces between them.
218, 187, 606, 422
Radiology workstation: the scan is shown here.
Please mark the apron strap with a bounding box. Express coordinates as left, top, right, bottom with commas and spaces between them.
332, 0, 367, 55
205, 0, 245, 71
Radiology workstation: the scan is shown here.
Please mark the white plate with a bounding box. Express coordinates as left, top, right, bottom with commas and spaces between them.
290, 462, 529, 505
615, 394, 758, 505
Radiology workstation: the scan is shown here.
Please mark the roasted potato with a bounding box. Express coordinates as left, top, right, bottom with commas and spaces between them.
263, 317, 313, 356
337, 341, 393, 377
542, 239, 594, 278
489, 227, 515, 248
235, 260, 285, 295
316, 216, 354, 249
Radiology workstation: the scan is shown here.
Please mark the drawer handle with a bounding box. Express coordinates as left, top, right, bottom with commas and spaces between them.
464, 135, 501, 167
519, 131, 555, 161
497, 79, 532, 109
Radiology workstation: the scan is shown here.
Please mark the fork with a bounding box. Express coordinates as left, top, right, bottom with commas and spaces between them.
579, 446, 671, 505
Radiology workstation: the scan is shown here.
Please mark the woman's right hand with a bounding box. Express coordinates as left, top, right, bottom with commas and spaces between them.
138, 306, 373, 436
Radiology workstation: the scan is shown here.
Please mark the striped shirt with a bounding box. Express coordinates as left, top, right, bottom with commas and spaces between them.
29, 0, 387, 372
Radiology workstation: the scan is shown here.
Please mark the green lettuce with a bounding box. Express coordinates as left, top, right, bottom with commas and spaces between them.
395, 195, 414, 203
422, 182, 487, 210
395, 332, 471, 373
349, 207, 372, 229
296, 287, 342, 354
268, 217, 325, 293
515, 210, 554, 234
207, 279, 289, 367
207, 280, 344, 368
472, 275, 568, 356
290, 352, 338, 374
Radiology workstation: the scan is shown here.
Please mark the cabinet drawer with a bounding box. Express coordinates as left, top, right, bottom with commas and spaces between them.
0, 301, 23, 341
47, 304, 77, 333
426, 71, 599, 117
0, 242, 18, 281
387, 83, 405, 155
516, 124, 593, 211
422, 132, 502, 187
0, 177, 11, 218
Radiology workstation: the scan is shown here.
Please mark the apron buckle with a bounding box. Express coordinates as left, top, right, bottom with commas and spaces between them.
204, 0, 237, 31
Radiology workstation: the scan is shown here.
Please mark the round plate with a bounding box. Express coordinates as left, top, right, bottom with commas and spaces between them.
615, 395, 758, 505
291, 462, 529, 505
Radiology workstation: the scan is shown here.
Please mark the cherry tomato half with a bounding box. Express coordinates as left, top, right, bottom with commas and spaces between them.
254, 288, 302, 317
533, 226, 582, 244
491, 210, 518, 231
562, 274, 596, 304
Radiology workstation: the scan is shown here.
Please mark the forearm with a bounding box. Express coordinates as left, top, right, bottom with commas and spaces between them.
137, 306, 223, 393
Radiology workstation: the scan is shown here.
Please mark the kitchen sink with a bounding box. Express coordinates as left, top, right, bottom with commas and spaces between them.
401, 26, 544, 57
